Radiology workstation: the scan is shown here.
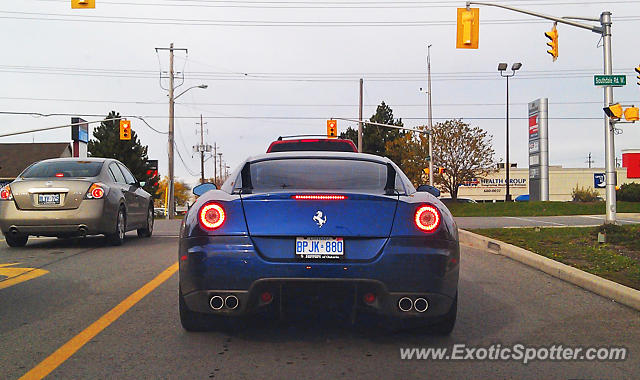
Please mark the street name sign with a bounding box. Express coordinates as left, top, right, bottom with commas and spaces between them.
594, 75, 626, 86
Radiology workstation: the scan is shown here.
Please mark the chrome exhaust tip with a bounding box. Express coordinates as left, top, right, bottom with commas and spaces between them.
209, 295, 224, 310
225, 295, 239, 310
398, 297, 413, 312
414, 298, 429, 313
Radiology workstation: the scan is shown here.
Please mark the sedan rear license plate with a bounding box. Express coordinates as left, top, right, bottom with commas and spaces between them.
296, 237, 344, 259
38, 194, 60, 205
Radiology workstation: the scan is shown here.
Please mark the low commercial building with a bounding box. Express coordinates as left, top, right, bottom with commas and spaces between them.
452, 166, 635, 202
442, 150, 640, 202
0, 143, 72, 187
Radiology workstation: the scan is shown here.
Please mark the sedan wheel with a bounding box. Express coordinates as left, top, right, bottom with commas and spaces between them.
107, 207, 126, 246
5, 233, 28, 248
137, 207, 154, 238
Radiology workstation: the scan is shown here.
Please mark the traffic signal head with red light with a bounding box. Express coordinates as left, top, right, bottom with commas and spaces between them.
545, 24, 558, 62
120, 120, 131, 140
326, 120, 337, 138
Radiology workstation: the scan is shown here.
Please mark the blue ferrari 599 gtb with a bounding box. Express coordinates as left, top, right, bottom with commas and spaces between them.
179, 151, 459, 334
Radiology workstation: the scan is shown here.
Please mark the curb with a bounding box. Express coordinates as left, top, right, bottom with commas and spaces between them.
459, 229, 640, 312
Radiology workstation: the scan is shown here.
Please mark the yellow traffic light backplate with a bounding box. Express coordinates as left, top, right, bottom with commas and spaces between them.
326, 119, 337, 139
624, 107, 639, 122
456, 8, 479, 49
120, 120, 132, 140
545, 25, 558, 62
603, 103, 623, 119
71, 0, 96, 9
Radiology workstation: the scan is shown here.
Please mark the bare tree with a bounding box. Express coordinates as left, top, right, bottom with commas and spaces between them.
432, 120, 496, 200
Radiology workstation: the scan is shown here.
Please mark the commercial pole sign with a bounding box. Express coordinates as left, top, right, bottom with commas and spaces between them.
71, 117, 89, 158
528, 98, 549, 201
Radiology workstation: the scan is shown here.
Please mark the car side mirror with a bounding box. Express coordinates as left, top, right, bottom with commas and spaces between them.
193, 183, 217, 196
416, 184, 441, 197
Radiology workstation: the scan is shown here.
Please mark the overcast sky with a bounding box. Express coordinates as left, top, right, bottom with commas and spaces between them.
1, 0, 639, 186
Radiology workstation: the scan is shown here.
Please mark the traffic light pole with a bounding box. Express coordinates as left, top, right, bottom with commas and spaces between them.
466, 2, 617, 223
427, 45, 434, 186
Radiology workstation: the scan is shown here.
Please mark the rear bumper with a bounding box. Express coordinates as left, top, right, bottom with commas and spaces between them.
179, 235, 459, 318
0, 200, 115, 236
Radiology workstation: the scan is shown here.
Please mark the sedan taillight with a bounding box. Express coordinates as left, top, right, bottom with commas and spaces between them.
85, 183, 106, 199
414, 204, 441, 233
199, 203, 226, 230
0, 185, 12, 200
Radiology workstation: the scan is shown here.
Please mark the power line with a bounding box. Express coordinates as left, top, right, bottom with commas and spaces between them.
34, 0, 640, 8
2, 11, 638, 27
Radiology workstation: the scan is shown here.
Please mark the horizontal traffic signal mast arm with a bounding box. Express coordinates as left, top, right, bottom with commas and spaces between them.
466, 1, 603, 34
334, 118, 430, 135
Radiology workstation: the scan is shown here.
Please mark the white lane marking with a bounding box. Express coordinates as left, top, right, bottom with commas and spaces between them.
505, 216, 565, 226
581, 215, 604, 220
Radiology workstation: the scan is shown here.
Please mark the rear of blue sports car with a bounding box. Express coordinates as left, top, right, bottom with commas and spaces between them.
179, 152, 459, 333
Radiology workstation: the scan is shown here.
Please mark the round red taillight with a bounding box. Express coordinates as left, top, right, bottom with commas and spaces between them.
260, 292, 273, 303
91, 187, 104, 199
0, 188, 10, 200
363, 292, 376, 304
199, 203, 226, 230
415, 204, 441, 232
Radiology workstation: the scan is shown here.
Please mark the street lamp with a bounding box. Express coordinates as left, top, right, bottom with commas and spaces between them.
167, 83, 207, 219
419, 44, 434, 186
498, 62, 522, 202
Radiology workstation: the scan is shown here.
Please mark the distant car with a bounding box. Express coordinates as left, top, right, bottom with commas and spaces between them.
154, 207, 166, 217
440, 197, 477, 204
515, 194, 529, 202
0, 158, 154, 247
267, 137, 357, 153
179, 151, 459, 334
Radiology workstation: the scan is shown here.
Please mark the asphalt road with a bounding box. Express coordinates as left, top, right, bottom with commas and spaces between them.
1, 220, 639, 379
455, 213, 640, 229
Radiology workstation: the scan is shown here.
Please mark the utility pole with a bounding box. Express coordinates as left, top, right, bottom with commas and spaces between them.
586, 152, 594, 168
195, 114, 209, 183
218, 153, 223, 185
358, 78, 363, 153
168, 43, 176, 218
427, 44, 434, 186
213, 143, 218, 184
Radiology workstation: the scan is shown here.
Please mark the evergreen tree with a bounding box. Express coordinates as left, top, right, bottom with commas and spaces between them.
88, 111, 160, 198
340, 101, 404, 161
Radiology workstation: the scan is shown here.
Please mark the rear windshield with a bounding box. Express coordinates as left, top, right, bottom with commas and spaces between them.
249, 159, 394, 192
21, 160, 103, 178
268, 140, 356, 153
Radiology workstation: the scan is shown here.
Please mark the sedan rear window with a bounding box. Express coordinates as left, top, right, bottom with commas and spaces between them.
268, 140, 357, 153
249, 159, 394, 192
21, 160, 103, 178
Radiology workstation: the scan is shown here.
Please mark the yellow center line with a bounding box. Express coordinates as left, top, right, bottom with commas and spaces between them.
19, 262, 179, 380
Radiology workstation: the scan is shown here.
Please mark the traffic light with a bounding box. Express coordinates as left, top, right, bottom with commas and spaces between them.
456, 8, 479, 49
120, 120, 131, 140
423, 168, 430, 175
603, 103, 623, 119
545, 24, 558, 61
624, 106, 639, 122
437, 167, 446, 174
635, 65, 640, 86
327, 119, 337, 138
71, 0, 95, 9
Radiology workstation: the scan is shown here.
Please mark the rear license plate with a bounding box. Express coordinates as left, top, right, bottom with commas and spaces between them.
38, 194, 60, 205
296, 237, 344, 259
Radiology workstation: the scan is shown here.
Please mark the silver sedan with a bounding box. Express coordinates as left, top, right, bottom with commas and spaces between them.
0, 158, 154, 247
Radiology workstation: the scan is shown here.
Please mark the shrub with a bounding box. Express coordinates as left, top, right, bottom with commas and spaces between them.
617, 183, 640, 202
571, 185, 601, 202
